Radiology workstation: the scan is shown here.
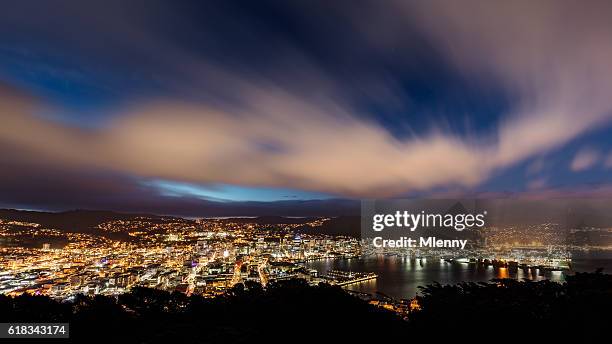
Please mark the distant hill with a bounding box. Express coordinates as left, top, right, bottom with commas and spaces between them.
217, 216, 319, 225
202, 215, 362, 237
0, 209, 173, 233
0, 209, 362, 237
298, 216, 361, 237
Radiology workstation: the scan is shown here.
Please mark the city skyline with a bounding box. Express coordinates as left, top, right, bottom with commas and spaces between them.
2, 1, 612, 216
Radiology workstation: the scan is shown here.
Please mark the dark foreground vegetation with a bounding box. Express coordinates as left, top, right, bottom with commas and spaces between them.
1, 271, 610, 343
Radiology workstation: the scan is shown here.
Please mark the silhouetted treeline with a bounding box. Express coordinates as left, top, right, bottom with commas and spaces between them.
0, 279, 403, 343
1, 272, 610, 343
412, 269, 611, 338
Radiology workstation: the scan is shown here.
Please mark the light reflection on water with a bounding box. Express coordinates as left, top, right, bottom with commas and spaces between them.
306, 255, 610, 300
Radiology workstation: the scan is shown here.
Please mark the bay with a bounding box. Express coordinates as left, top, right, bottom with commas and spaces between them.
306, 254, 612, 300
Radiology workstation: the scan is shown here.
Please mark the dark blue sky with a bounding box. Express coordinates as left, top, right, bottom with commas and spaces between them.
1, 0, 612, 216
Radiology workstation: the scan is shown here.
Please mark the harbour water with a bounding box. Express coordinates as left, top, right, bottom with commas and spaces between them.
306, 254, 612, 300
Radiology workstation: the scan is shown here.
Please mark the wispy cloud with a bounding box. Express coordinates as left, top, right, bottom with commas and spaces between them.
1, 0, 612, 203
571, 148, 600, 172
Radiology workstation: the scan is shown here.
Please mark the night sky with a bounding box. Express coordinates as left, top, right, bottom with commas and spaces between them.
1, 0, 612, 216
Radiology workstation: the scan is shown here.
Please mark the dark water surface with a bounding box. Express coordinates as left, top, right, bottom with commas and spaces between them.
306, 254, 612, 300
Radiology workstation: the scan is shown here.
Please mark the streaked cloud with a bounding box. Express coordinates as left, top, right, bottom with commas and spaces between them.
1, 0, 612, 207
571, 148, 600, 172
